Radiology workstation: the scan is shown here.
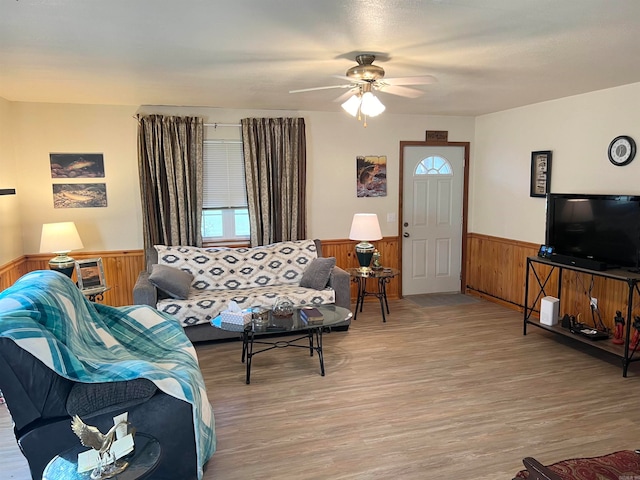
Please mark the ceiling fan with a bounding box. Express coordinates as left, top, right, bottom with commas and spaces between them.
289, 53, 436, 125
289, 54, 436, 99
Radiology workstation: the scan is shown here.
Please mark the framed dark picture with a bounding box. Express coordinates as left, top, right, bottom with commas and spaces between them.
75, 258, 105, 291
49, 153, 105, 178
356, 155, 387, 197
530, 150, 552, 198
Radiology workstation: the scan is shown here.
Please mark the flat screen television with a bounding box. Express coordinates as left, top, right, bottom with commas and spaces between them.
546, 193, 640, 269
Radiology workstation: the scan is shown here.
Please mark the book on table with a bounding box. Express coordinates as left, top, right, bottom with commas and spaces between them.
300, 307, 323, 324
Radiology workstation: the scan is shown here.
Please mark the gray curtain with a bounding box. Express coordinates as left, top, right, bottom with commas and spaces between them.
241, 117, 307, 246
137, 114, 204, 249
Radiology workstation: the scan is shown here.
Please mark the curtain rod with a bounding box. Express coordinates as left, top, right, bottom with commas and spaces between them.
205, 123, 241, 128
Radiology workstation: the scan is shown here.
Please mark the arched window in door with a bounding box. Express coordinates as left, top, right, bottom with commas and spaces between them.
415, 155, 453, 175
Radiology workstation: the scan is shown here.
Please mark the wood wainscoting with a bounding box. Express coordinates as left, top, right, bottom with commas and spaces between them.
466, 233, 636, 333
0, 251, 144, 307
0, 258, 30, 293
0, 240, 401, 307
0, 237, 399, 306
465, 233, 538, 310
318, 237, 400, 301
3, 235, 634, 331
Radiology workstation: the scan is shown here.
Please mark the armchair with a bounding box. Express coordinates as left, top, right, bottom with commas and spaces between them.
0, 270, 216, 479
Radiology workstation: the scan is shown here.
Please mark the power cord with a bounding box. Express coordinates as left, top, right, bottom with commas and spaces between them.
575, 272, 608, 332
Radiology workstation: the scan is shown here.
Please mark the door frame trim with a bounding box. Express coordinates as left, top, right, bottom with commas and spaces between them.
398, 140, 470, 298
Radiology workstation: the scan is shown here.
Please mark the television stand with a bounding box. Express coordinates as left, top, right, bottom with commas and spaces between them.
524, 255, 640, 377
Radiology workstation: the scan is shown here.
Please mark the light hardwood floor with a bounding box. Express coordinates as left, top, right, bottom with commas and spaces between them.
3, 297, 640, 479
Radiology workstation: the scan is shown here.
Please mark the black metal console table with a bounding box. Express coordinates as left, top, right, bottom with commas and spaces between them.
524, 255, 640, 377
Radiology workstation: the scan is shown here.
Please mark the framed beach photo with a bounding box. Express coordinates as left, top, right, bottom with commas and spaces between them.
75, 258, 105, 291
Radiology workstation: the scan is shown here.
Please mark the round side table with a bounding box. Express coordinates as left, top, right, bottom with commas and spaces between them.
42, 432, 161, 480
347, 267, 400, 322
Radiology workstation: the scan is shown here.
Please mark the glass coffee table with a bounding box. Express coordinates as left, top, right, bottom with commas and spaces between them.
211, 305, 352, 384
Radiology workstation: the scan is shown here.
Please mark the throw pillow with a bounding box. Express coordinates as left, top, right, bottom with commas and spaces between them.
300, 257, 336, 290
66, 378, 157, 417
149, 264, 193, 299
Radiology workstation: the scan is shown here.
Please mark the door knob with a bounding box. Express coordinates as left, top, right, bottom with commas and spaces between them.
403, 232, 410, 238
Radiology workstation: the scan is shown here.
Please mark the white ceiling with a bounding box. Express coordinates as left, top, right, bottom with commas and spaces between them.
2, 0, 640, 116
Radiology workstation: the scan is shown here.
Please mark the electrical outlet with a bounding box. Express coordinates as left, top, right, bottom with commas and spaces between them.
590, 297, 598, 308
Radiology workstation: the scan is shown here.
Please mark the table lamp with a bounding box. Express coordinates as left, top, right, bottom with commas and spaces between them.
349, 213, 382, 272
39, 221, 84, 278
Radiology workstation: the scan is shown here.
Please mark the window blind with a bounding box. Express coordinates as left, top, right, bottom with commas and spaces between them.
202, 140, 247, 208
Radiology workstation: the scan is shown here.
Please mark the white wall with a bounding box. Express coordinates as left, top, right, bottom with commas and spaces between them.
8, 102, 474, 255
472, 82, 640, 244
0, 97, 22, 264
7, 82, 640, 259
138, 105, 475, 240
12, 103, 141, 254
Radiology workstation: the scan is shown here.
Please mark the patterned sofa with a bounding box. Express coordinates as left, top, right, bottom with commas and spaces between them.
133, 239, 351, 342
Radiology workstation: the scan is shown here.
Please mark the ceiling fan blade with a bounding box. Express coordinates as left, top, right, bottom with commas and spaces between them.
289, 84, 353, 94
333, 89, 358, 103
332, 74, 366, 84
380, 75, 437, 86
376, 84, 425, 98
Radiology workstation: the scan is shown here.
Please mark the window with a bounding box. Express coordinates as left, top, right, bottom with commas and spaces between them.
415, 155, 453, 175
202, 140, 250, 241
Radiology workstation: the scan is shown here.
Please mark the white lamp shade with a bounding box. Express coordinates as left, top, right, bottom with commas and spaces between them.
349, 213, 382, 241
341, 94, 361, 117
40, 222, 84, 254
360, 92, 385, 117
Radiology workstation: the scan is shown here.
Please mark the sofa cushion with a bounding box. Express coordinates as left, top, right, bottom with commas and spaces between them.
300, 257, 336, 290
158, 284, 335, 327
155, 240, 318, 291
149, 264, 194, 299
66, 378, 158, 417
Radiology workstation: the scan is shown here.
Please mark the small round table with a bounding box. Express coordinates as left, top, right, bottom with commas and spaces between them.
347, 267, 400, 322
82, 286, 111, 302
42, 432, 161, 480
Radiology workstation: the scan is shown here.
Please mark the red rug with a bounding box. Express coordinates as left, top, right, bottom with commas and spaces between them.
515, 450, 640, 479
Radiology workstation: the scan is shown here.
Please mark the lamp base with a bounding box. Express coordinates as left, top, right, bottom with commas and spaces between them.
355, 242, 375, 272
49, 253, 75, 279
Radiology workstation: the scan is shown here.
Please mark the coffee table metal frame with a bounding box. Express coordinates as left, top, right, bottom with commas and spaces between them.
212, 305, 352, 384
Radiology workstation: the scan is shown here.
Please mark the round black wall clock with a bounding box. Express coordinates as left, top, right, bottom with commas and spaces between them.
608, 135, 636, 166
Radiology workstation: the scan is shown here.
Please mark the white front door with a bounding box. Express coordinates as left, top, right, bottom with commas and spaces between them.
402, 145, 465, 295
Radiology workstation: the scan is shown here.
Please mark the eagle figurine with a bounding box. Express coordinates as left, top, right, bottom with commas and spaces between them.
71, 415, 124, 454
71, 415, 131, 479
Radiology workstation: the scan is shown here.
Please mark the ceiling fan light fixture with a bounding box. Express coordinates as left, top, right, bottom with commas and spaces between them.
360, 91, 385, 117
341, 94, 361, 117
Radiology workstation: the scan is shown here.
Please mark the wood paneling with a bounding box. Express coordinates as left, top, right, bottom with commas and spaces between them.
0, 258, 29, 292
466, 233, 538, 308
321, 237, 400, 300
0, 240, 400, 306
1, 250, 144, 306
466, 233, 636, 332
2, 234, 631, 329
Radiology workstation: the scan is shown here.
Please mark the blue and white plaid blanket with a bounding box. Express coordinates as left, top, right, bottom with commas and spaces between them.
0, 270, 216, 478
